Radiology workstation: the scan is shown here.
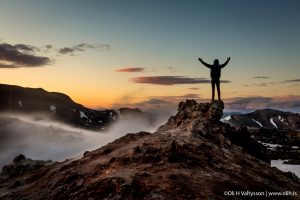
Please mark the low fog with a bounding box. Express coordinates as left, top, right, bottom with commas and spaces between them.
0, 112, 169, 170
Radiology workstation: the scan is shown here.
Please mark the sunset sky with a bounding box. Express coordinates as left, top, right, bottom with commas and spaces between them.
0, 0, 299, 112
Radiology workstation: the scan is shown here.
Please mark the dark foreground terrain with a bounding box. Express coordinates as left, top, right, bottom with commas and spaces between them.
0, 100, 299, 199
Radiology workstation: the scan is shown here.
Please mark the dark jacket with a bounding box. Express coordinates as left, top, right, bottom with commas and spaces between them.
200, 60, 229, 80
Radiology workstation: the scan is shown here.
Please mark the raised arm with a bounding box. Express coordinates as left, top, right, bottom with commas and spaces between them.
198, 58, 212, 68
220, 57, 230, 68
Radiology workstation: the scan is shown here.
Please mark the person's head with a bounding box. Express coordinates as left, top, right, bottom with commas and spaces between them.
214, 59, 219, 65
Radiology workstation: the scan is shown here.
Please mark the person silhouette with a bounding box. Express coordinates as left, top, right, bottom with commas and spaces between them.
198, 57, 230, 101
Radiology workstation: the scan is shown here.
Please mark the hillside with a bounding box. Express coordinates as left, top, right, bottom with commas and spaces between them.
0, 84, 117, 129
222, 109, 300, 163
0, 100, 299, 199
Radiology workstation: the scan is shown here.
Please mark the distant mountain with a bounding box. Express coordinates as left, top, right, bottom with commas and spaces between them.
222, 109, 300, 131
118, 107, 157, 125
1, 100, 299, 199
0, 84, 118, 129
222, 109, 300, 163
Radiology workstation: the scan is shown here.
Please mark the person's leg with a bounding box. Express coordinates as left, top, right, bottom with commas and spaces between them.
216, 79, 221, 100
211, 79, 215, 100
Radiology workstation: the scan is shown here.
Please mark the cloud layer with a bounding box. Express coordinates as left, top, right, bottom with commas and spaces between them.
0, 42, 112, 68
189, 87, 200, 90
225, 96, 300, 111
0, 113, 162, 168
111, 93, 203, 113
283, 79, 300, 83
0, 43, 51, 68
116, 67, 145, 72
253, 76, 270, 79
112, 95, 300, 114
131, 76, 230, 85
58, 43, 111, 55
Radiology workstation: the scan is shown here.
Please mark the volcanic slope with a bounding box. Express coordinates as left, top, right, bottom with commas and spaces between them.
0, 100, 299, 200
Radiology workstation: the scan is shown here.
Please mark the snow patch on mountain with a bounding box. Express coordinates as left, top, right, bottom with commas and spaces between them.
252, 119, 263, 127
79, 111, 92, 123
278, 115, 284, 122
271, 160, 300, 178
221, 115, 231, 122
49, 105, 56, 112
259, 141, 299, 151
79, 111, 88, 119
258, 141, 282, 150
270, 118, 278, 128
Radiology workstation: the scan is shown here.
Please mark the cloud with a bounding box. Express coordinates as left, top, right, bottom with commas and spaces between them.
0, 112, 162, 168
225, 96, 300, 111
283, 79, 300, 83
112, 94, 300, 114
128, 98, 177, 113
179, 93, 200, 98
0, 63, 19, 69
0, 43, 51, 68
253, 76, 270, 79
167, 66, 176, 72
136, 95, 300, 113
256, 83, 268, 87
106, 87, 300, 119
58, 47, 76, 54
58, 43, 111, 55
250, 82, 276, 87
137, 98, 171, 106
110, 93, 203, 114
14, 44, 39, 52
131, 76, 231, 85
189, 87, 200, 90
116, 67, 145, 72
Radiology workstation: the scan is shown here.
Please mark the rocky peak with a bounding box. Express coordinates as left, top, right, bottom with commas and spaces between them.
177, 99, 224, 122
157, 100, 224, 136
158, 100, 270, 164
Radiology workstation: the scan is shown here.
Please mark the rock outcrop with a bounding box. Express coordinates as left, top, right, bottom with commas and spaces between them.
0, 154, 52, 180
158, 100, 270, 163
157, 100, 224, 136
0, 84, 118, 129
0, 100, 299, 200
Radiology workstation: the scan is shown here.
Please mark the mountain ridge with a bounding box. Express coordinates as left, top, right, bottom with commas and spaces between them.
0, 83, 118, 129
222, 108, 300, 131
